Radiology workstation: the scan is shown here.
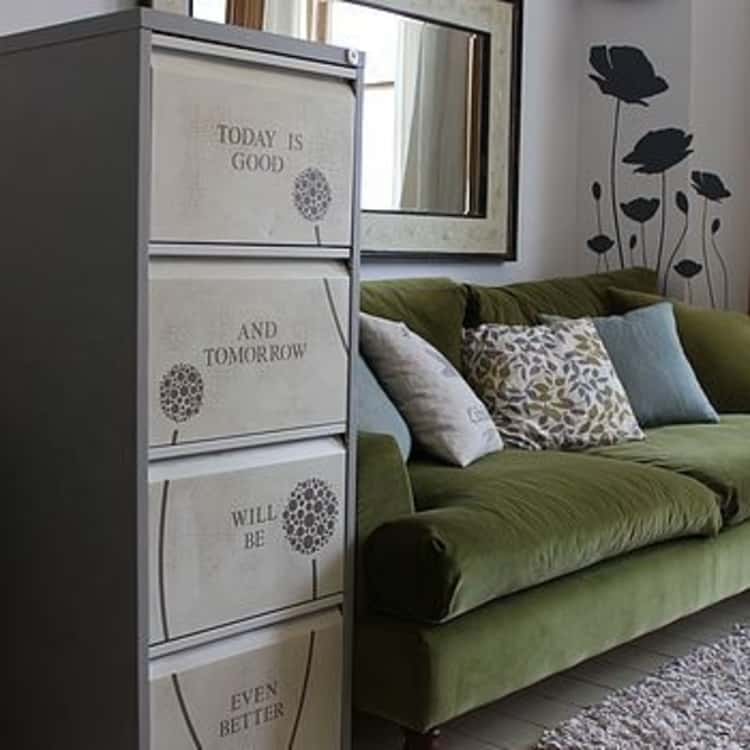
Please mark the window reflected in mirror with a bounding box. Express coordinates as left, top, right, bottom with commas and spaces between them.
321, 3, 489, 217
192, 0, 226, 24
192, 0, 491, 219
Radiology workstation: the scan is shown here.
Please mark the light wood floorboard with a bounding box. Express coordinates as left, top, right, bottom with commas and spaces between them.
354, 590, 750, 750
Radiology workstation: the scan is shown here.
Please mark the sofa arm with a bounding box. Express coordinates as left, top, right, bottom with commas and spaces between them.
365, 506, 479, 624
356, 432, 415, 616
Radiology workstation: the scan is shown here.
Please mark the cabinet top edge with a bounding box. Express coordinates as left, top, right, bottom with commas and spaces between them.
0, 9, 364, 70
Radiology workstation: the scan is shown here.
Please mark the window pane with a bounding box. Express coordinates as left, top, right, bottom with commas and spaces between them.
192, 0, 226, 23
362, 86, 396, 210
329, 3, 398, 84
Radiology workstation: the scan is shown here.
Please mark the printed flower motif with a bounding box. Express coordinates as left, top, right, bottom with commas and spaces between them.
159, 363, 204, 423
676, 190, 689, 215
293, 167, 332, 222
620, 197, 660, 224
282, 478, 339, 556
691, 171, 732, 202
587, 234, 615, 256
674, 259, 704, 305
674, 259, 703, 279
623, 129, 693, 174
589, 45, 669, 105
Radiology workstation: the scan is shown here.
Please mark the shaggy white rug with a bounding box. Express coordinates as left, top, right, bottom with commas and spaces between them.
538, 625, 750, 750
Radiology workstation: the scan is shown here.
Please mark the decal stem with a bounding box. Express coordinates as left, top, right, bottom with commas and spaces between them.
610, 99, 625, 267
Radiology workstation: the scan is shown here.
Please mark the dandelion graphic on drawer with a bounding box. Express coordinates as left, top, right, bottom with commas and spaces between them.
282, 477, 339, 600
292, 167, 332, 246
156, 361, 206, 639
159, 362, 205, 435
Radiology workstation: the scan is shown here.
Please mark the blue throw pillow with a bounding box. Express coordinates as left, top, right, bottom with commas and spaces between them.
356, 354, 412, 460
541, 303, 718, 428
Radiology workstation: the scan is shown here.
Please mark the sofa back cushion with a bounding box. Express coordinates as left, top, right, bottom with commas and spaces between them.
467, 267, 658, 327
361, 277, 468, 369
609, 287, 750, 413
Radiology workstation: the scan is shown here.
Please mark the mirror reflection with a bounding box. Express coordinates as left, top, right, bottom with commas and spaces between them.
192, 0, 490, 218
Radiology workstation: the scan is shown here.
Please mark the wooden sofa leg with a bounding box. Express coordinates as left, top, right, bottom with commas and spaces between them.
402, 727, 441, 750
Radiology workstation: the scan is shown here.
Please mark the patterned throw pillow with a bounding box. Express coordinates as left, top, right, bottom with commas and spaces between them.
360, 313, 503, 467
463, 319, 644, 451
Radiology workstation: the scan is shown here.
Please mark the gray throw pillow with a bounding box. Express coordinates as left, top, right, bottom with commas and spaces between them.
359, 313, 503, 467
541, 303, 718, 428
356, 354, 412, 460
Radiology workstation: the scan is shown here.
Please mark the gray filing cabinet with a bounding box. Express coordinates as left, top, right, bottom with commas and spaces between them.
2, 10, 362, 750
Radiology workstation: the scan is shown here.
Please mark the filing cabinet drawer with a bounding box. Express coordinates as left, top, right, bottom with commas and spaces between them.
151, 610, 342, 749
149, 439, 346, 645
149, 259, 350, 449
151, 44, 355, 247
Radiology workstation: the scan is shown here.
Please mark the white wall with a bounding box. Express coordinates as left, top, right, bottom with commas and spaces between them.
688, 0, 750, 311
0, 0, 134, 35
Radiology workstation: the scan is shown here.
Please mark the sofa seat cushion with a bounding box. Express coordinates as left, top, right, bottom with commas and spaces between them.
365, 450, 723, 624
587, 415, 750, 525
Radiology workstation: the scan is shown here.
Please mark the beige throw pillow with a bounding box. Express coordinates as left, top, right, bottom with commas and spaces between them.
463, 319, 644, 451
359, 313, 503, 467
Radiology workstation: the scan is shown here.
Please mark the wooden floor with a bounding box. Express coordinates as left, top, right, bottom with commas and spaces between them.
353, 590, 750, 750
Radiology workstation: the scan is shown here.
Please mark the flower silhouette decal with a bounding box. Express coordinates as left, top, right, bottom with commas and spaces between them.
623, 128, 693, 174
675, 259, 703, 279
589, 45, 669, 105
587, 234, 615, 272
159, 363, 204, 424
691, 171, 732, 202
588, 46, 670, 266
622, 128, 693, 274
674, 259, 703, 304
620, 197, 660, 223
586, 42, 736, 309
282, 478, 339, 556
620, 197, 659, 267
293, 167, 332, 245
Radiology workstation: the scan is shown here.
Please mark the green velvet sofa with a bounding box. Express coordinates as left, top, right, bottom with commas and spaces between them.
354, 268, 750, 749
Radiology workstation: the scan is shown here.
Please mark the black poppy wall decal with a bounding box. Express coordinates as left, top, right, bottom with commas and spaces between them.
589, 45, 669, 267
591, 181, 604, 234
674, 259, 703, 304
621, 197, 660, 267
623, 128, 693, 275
676, 190, 689, 214
293, 167, 332, 246
692, 171, 732, 308
587, 234, 614, 272
629, 234, 638, 266
282, 477, 339, 599
711, 217, 730, 309
692, 171, 732, 202
589, 46, 669, 105
623, 129, 693, 174
663, 191, 691, 295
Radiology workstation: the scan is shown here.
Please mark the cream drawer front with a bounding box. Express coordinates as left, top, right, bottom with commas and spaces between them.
148, 440, 346, 645
151, 44, 355, 247
149, 259, 350, 448
151, 610, 342, 749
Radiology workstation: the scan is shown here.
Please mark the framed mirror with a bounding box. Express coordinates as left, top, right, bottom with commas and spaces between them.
191, 1, 523, 259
